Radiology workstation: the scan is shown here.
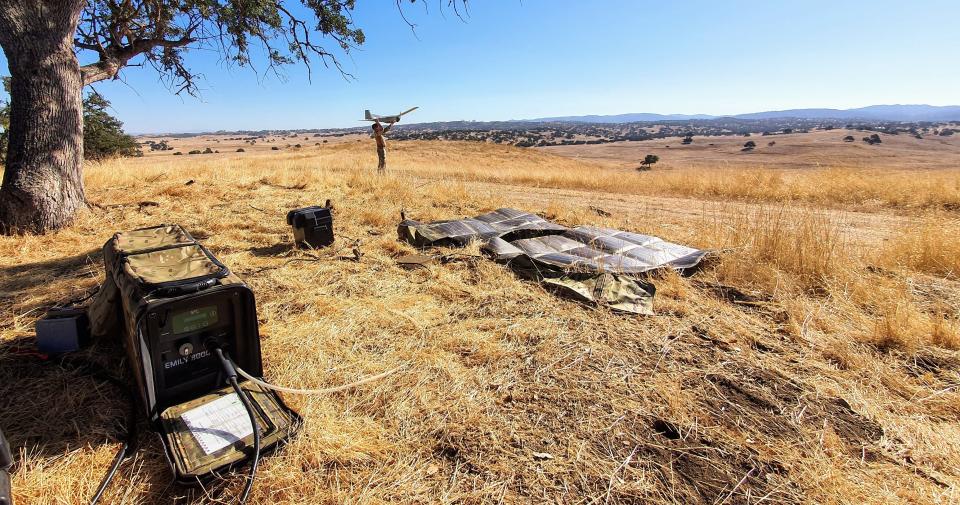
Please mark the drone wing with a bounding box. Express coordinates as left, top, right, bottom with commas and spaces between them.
399, 107, 419, 117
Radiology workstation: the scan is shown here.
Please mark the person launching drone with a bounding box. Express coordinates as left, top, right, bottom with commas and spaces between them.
371, 120, 393, 173
363, 107, 417, 173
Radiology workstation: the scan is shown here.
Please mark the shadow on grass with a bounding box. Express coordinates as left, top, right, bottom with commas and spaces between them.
247, 242, 294, 257
0, 249, 103, 319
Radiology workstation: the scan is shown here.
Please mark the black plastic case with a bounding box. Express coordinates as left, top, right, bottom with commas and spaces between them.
286, 205, 334, 248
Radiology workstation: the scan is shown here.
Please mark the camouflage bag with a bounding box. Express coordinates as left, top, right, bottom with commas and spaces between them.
87, 224, 300, 483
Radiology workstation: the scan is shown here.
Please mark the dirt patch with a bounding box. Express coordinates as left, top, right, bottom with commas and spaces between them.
635, 437, 799, 504
700, 366, 883, 455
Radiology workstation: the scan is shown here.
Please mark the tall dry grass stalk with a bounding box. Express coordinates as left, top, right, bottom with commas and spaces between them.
875, 215, 960, 279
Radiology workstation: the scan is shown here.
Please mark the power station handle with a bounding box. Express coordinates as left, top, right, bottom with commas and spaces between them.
0, 427, 12, 505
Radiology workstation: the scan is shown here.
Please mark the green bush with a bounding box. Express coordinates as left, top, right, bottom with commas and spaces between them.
82, 92, 141, 160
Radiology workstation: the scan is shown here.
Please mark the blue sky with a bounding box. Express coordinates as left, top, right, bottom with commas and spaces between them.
3, 0, 958, 133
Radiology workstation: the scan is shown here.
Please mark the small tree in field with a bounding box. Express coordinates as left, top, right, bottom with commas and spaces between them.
83, 92, 140, 160
639, 154, 659, 170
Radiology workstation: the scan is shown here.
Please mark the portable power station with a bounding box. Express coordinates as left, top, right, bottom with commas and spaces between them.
88, 224, 299, 485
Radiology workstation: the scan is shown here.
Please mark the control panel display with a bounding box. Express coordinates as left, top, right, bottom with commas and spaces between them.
172, 306, 219, 334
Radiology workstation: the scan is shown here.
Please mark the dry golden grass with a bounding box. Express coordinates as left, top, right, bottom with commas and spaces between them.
875, 216, 960, 279
1, 141, 959, 504
143, 138, 960, 213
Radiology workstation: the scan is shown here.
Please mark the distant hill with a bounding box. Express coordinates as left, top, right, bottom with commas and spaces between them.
528, 105, 960, 123
530, 113, 715, 123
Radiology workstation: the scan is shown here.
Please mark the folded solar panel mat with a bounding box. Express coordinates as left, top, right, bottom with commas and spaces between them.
397, 210, 708, 314
484, 226, 708, 274
483, 226, 708, 314
398, 208, 567, 247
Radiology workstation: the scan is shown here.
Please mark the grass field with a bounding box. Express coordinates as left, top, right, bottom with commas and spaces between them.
540, 128, 960, 171
1, 140, 959, 504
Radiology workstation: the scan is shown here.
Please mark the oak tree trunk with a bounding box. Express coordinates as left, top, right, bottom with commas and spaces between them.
0, 0, 86, 233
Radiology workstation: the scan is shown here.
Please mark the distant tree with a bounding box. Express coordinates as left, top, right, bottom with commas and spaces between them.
843, 135, 855, 142
82, 92, 141, 160
271, 146, 280, 151
681, 135, 693, 145
743, 140, 757, 148
940, 129, 955, 137
0, 77, 8, 158
862, 133, 882, 145
236, 148, 245, 152
639, 154, 659, 170
202, 147, 214, 154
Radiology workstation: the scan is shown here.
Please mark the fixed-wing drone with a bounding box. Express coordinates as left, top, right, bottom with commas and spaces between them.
362, 107, 419, 124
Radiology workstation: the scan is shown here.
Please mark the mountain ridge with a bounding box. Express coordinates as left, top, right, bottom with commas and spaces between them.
529, 104, 960, 123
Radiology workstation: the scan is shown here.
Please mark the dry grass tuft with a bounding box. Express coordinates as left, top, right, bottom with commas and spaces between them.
876, 215, 960, 279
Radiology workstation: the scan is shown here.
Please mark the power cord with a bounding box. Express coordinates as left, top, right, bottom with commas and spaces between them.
234, 364, 402, 395
213, 348, 260, 505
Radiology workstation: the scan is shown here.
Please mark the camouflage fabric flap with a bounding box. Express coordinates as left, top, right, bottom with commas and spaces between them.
114, 225, 194, 254
124, 244, 221, 285
87, 273, 121, 339
508, 255, 656, 315
160, 382, 299, 480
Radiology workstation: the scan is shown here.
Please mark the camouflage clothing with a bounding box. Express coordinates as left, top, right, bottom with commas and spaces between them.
372, 121, 392, 173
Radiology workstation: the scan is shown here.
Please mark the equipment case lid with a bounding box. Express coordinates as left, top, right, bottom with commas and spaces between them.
159, 382, 300, 483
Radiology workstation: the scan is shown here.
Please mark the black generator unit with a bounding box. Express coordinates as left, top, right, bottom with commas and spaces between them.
287, 203, 334, 248
89, 225, 298, 483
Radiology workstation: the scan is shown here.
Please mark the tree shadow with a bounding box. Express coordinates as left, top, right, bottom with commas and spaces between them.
0, 249, 103, 320
0, 336, 234, 502
0, 339, 132, 458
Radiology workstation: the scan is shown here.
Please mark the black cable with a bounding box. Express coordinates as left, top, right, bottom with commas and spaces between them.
89, 442, 127, 505
214, 348, 260, 505
48, 357, 138, 505
228, 377, 261, 505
